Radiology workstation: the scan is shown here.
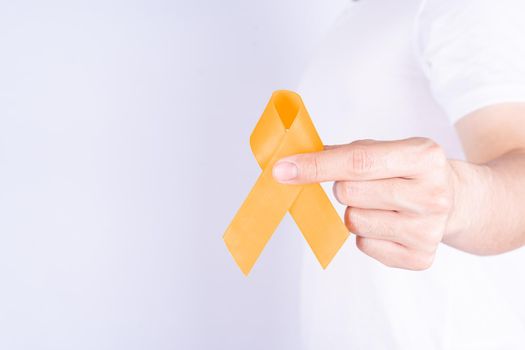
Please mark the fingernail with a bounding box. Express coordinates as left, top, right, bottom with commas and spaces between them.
272, 161, 298, 182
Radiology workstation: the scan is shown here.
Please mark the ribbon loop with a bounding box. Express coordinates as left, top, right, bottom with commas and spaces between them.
224, 90, 349, 275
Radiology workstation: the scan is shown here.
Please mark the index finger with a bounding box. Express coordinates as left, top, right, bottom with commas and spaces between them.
272, 138, 442, 184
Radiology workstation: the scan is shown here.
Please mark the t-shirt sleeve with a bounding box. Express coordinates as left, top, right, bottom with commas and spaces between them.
416, 0, 525, 124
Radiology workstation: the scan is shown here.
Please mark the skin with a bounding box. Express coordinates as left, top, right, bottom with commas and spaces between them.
272, 103, 525, 270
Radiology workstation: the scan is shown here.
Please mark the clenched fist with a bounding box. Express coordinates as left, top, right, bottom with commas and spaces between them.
272, 137, 462, 270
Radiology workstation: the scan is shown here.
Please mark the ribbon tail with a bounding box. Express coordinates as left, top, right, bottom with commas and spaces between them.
223, 166, 302, 275
290, 184, 349, 268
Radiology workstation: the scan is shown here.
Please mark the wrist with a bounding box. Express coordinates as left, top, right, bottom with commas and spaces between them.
443, 159, 493, 250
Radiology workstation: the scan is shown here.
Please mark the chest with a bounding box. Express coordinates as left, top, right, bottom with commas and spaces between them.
298, 0, 463, 157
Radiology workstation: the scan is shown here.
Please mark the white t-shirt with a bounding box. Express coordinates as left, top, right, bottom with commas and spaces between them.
298, 0, 525, 349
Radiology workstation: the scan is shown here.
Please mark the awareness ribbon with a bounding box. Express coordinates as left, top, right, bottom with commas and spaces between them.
223, 90, 349, 275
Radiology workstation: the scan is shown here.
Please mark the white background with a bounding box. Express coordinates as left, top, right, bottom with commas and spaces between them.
0, 1, 347, 349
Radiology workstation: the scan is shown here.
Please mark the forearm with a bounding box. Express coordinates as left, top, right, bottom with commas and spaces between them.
445, 149, 525, 255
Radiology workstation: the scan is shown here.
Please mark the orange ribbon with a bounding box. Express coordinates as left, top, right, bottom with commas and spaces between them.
223, 90, 349, 275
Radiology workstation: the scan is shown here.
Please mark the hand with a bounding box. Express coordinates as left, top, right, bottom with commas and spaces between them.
272, 137, 460, 270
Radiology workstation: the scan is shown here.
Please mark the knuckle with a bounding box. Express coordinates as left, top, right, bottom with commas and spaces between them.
410, 136, 436, 150
333, 182, 346, 203
311, 154, 321, 180
387, 180, 403, 206
431, 151, 448, 169
407, 252, 435, 271
345, 208, 371, 235
335, 182, 361, 205
432, 192, 452, 212
425, 144, 447, 168
416, 184, 452, 214
410, 137, 447, 169
355, 236, 369, 252
424, 185, 452, 213
409, 220, 443, 247
417, 226, 443, 248
347, 146, 374, 174
300, 154, 321, 181
342, 181, 360, 199
353, 139, 376, 145
427, 226, 444, 244
344, 207, 352, 230
379, 218, 398, 240
381, 256, 400, 269
408, 137, 434, 152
